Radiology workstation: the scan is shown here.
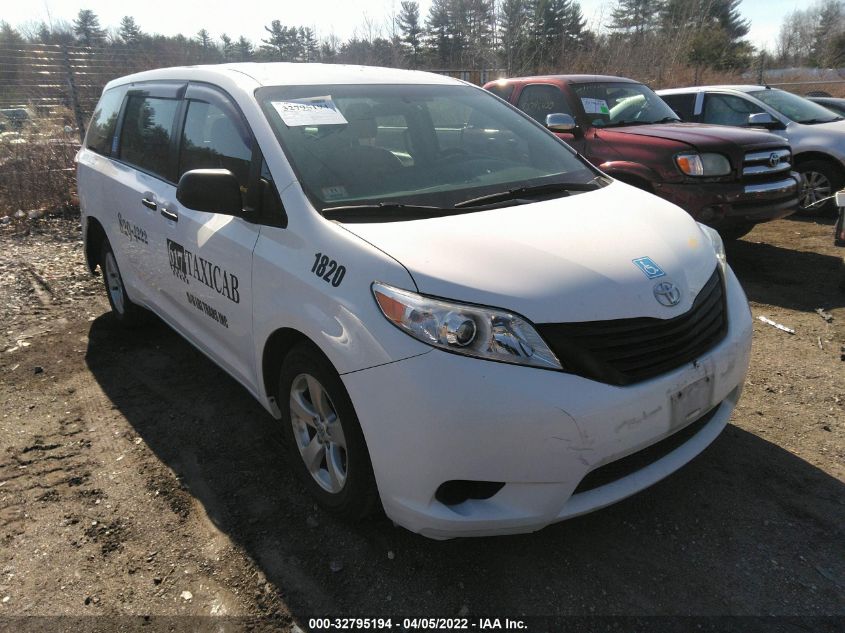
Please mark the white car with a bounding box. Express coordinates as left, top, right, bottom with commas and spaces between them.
77, 63, 752, 539
657, 85, 845, 213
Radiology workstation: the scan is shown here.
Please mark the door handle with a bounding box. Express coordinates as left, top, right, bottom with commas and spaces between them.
160, 207, 179, 222
141, 197, 157, 210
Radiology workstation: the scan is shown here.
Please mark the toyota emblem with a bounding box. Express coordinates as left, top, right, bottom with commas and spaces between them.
769, 152, 780, 168
653, 281, 682, 307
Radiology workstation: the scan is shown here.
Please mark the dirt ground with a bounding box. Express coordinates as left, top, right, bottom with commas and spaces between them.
0, 213, 842, 631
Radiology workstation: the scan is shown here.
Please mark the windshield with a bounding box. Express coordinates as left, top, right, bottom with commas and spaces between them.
257, 84, 601, 216
749, 89, 842, 124
572, 82, 680, 128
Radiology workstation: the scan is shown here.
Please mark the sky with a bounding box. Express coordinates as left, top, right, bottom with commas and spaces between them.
3, 0, 810, 53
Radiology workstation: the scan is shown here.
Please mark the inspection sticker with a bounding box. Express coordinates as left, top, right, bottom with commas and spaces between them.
581, 97, 610, 115
272, 96, 348, 127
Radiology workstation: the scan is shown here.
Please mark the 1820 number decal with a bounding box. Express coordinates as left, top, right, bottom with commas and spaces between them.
311, 252, 346, 287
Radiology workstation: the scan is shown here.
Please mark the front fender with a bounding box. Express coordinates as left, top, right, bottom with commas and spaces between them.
251, 185, 430, 411
598, 161, 663, 188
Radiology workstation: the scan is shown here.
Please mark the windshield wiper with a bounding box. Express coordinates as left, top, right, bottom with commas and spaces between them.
798, 117, 842, 124
322, 202, 456, 222
649, 116, 682, 124
454, 181, 598, 209
601, 120, 655, 128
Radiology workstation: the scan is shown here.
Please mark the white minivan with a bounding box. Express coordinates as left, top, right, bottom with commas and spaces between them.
77, 63, 752, 539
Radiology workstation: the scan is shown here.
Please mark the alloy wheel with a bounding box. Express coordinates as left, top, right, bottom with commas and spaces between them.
289, 373, 348, 494
799, 170, 832, 210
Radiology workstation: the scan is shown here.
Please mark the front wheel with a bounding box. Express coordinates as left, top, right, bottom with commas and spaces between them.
278, 343, 379, 519
797, 160, 842, 215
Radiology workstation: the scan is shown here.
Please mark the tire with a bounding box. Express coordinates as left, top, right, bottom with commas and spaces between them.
718, 222, 755, 241
100, 239, 147, 326
278, 342, 379, 519
796, 160, 843, 215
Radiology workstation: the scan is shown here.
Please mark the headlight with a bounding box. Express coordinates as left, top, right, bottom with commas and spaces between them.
676, 153, 731, 177
372, 282, 562, 370
699, 223, 727, 273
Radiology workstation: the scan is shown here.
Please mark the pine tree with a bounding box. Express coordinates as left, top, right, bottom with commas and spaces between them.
662, 0, 752, 70
499, 0, 530, 73
0, 21, 25, 47
301, 27, 319, 62
609, 0, 663, 38
397, 1, 423, 67
563, 1, 587, 53
261, 21, 288, 60
119, 16, 142, 45
462, 0, 496, 67
425, 0, 452, 66
196, 29, 212, 50
73, 9, 106, 46
320, 34, 340, 63
235, 36, 254, 61
220, 34, 234, 61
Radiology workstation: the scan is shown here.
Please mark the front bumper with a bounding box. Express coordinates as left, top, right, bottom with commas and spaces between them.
342, 268, 753, 539
654, 173, 800, 228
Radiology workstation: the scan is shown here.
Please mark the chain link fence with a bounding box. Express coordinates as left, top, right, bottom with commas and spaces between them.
1, 42, 843, 218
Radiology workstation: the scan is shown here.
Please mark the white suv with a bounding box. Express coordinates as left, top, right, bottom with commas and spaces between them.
658, 85, 845, 213
78, 63, 752, 539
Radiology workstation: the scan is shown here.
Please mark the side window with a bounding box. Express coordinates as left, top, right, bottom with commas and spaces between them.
179, 100, 252, 188
516, 85, 573, 124
702, 94, 763, 127
485, 82, 515, 102
118, 95, 179, 179
85, 87, 126, 155
660, 93, 696, 121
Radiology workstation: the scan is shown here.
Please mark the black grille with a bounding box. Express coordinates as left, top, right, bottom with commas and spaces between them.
536, 268, 727, 386
573, 405, 719, 494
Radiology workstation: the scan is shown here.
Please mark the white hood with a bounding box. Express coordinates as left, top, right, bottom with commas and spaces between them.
343, 182, 720, 324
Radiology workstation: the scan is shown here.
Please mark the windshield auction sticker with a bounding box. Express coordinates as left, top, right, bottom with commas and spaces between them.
581, 97, 610, 115
272, 96, 348, 126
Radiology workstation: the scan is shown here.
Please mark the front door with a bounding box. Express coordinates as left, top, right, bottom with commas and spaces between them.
162, 83, 260, 388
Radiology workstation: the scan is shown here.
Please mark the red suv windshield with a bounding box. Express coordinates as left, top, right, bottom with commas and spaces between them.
572, 82, 680, 128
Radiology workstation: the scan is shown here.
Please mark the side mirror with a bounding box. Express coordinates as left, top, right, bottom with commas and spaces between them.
545, 113, 578, 133
176, 169, 242, 215
748, 112, 783, 130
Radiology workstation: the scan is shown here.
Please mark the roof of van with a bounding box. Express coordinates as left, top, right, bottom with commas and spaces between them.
104, 62, 463, 90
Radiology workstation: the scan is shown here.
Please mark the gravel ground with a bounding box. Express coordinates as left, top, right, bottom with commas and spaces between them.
0, 214, 842, 632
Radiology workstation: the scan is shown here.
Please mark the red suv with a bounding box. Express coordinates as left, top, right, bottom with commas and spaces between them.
485, 75, 799, 239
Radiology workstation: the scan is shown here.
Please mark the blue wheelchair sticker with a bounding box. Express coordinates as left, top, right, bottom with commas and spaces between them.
632, 257, 666, 279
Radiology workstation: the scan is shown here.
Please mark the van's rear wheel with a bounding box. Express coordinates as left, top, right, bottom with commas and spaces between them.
278, 342, 378, 519
100, 239, 146, 326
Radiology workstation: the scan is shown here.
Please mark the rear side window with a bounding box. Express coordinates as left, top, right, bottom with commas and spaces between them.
516, 84, 573, 123
179, 100, 252, 188
660, 93, 696, 121
119, 95, 179, 179
485, 82, 515, 102
85, 87, 126, 155
702, 93, 763, 127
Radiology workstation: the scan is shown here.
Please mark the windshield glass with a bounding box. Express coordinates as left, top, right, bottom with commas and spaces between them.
749, 89, 842, 124
572, 81, 680, 127
257, 84, 600, 215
